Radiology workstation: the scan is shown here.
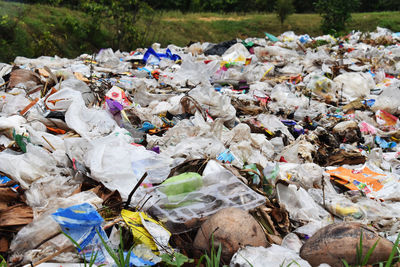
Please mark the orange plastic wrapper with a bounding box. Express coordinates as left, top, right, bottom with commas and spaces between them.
326, 166, 387, 194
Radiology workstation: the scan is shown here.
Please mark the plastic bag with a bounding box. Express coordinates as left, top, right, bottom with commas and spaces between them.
326, 166, 388, 195
221, 43, 250, 64
121, 209, 172, 255
10, 191, 102, 257
306, 74, 337, 100
281, 233, 303, 253
0, 144, 58, 189
52, 203, 112, 265
143, 47, 181, 64
334, 72, 375, 100
83, 130, 172, 199
278, 138, 316, 163
230, 245, 311, 267
372, 85, 400, 115
56, 77, 95, 105
144, 160, 265, 233
244, 63, 275, 83
257, 114, 294, 141
1, 89, 31, 115
308, 189, 366, 220
170, 56, 218, 87
189, 84, 236, 127
276, 183, 330, 223
65, 92, 118, 139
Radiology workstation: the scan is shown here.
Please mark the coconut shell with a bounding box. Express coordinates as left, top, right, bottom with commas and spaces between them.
193, 207, 269, 262
300, 222, 395, 267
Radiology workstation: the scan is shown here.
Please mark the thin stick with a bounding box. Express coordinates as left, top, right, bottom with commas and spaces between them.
32, 244, 74, 266
0, 81, 9, 88
124, 172, 147, 209
322, 175, 326, 208
42, 136, 56, 151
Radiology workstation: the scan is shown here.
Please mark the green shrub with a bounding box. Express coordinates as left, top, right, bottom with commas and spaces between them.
315, 0, 360, 34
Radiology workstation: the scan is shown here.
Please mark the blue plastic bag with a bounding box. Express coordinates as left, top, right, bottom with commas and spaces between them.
52, 203, 157, 266
142, 48, 181, 64
375, 136, 396, 149
52, 203, 110, 264
217, 149, 235, 164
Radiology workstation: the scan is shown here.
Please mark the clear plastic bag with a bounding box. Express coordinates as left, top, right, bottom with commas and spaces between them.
83, 130, 173, 199
230, 245, 311, 267
281, 233, 303, 253
306, 74, 337, 100
276, 183, 330, 223
144, 160, 265, 233
0, 144, 58, 189
65, 93, 118, 139
189, 84, 236, 127
372, 84, 400, 115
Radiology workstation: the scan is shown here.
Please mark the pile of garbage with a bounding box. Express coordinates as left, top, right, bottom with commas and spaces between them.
1, 26, 400, 267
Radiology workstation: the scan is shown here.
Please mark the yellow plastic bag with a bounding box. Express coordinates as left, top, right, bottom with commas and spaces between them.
121, 209, 171, 254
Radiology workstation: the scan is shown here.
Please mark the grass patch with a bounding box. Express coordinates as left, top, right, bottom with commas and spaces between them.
0, 1, 400, 62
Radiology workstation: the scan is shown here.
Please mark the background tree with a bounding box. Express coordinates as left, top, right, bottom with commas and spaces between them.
293, 0, 315, 13
275, 0, 295, 25
80, 0, 154, 50
315, 0, 360, 34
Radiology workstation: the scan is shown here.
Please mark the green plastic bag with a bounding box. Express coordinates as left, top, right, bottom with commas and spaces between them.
265, 32, 279, 42
13, 129, 30, 153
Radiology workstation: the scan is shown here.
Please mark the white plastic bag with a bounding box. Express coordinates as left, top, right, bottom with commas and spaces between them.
334, 72, 375, 100
230, 245, 311, 267
276, 183, 330, 223
84, 130, 172, 199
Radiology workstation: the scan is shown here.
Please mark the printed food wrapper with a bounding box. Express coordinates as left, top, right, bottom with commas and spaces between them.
326, 166, 388, 194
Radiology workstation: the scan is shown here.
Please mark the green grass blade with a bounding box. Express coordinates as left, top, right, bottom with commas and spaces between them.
62, 230, 82, 250
197, 254, 206, 267
0, 255, 7, 267
341, 259, 350, 267
118, 229, 125, 267
215, 244, 222, 267
89, 249, 99, 267
211, 234, 215, 262
385, 233, 400, 267
205, 254, 211, 266
239, 253, 254, 267
290, 260, 301, 267
62, 230, 89, 265
96, 228, 120, 265
356, 230, 363, 265
362, 239, 379, 266
124, 246, 134, 267
118, 244, 124, 267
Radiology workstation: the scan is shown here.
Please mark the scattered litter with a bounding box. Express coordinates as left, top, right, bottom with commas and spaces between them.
1, 26, 400, 266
